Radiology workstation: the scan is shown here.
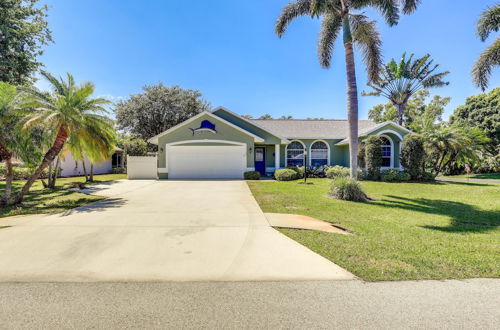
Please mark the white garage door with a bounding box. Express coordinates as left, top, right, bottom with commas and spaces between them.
167, 145, 246, 179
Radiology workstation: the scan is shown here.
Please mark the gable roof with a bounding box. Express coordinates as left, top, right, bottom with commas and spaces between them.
147, 111, 265, 144
249, 119, 378, 139
336, 121, 412, 145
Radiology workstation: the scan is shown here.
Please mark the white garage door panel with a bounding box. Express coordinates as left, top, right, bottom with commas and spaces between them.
168, 146, 245, 179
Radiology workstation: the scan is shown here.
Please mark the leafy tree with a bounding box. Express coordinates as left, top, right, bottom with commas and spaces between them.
0, 0, 52, 85
472, 3, 500, 90
10, 72, 111, 205
364, 136, 382, 180
279, 115, 293, 120
117, 134, 148, 157
258, 114, 273, 119
450, 87, 499, 156
115, 84, 210, 141
400, 133, 425, 180
364, 53, 449, 125
368, 90, 450, 132
275, 0, 419, 178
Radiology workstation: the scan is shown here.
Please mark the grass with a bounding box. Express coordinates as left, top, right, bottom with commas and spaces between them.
248, 179, 500, 281
442, 173, 500, 180
0, 174, 126, 218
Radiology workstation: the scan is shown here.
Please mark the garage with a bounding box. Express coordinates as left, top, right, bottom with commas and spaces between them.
167, 145, 246, 179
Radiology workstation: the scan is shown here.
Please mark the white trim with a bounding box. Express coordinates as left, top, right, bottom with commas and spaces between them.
274, 144, 280, 171
309, 139, 330, 167
158, 168, 168, 174
379, 135, 394, 169
375, 129, 404, 142
246, 167, 255, 172
164, 140, 247, 173
286, 140, 305, 167
147, 111, 264, 144
362, 121, 412, 136
212, 106, 290, 144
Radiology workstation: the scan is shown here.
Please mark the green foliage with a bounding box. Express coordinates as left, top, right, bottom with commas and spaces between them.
0, 0, 52, 84
474, 154, 500, 173
112, 167, 126, 174
244, 171, 261, 180
117, 134, 148, 156
421, 171, 437, 181
115, 84, 210, 141
326, 166, 350, 179
364, 136, 382, 180
0, 163, 48, 180
380, 169, 411, 182
274, 169, 300, 181
450, 87, 499, 156
329, 176, 368, 202
400, 134, 425, 180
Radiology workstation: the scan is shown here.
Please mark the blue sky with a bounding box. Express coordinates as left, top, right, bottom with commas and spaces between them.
38, 0, 499, 120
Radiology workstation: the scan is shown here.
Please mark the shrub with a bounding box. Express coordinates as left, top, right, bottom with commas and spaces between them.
330, 176, 368, 202
326, 166, 350, 178
244, 171, 260, 180
380, 169, 411, 182
287, 166, 303, 177
0, 164, 48, 180
365, 136, 383, 180
112, 167, 126, 174
421, 171, 436, 181
400, 134, 425, 180
275, 168, 300, 181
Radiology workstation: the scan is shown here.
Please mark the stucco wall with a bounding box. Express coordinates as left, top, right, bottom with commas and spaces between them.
58, 152, 112, 177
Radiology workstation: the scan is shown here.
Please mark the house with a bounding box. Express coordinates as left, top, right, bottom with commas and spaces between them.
58, 147, 125, 177
144, 107, 411, 179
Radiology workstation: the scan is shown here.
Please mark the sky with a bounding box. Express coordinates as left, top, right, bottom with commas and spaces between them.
37, 0, 499, 120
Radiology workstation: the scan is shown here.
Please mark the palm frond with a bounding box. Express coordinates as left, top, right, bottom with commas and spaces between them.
399, 0, 420, 14
318, 13, 343, 68
477, 3, 500, 42
275, 0, 313, 37
472, 37, 500, 90
356, 0, 400, 26
350, 14, 383, 82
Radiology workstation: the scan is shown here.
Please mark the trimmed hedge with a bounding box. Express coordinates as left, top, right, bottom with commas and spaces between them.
365, 136, 383, 180
400, 134, 425, 180
0, 164, 48, 180
330, 176, 368, 202
380, 169, 411, 182
244, 171, 261, 180
275, 168, 300, 181
326, 166, 350, 178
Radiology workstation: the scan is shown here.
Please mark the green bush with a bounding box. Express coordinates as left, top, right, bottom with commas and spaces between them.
244, 171, 260, 180
400, 134, 425, 180
326, 166, 350, 178
330, 176, 368, 202
275, 168, 300, 181
380, 169, 411, 182
112, 167, 126, 174
365, 136, 383, 180
0, 164, 48, 180
421, 171, 436, 181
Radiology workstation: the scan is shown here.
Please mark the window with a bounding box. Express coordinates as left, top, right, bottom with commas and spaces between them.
112, 153, 122, 168
287, 141, 305, 167
310, 141, 328, 167
380, 137, 392, 167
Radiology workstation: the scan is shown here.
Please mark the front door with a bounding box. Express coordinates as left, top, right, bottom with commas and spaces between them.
254, 147, 266, 176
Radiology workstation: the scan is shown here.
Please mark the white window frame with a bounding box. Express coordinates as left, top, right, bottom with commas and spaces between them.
378, 135, 394, 169
286, 140, 305, 167
309, 140, 330, 167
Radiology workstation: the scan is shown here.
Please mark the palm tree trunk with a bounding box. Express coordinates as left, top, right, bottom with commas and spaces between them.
50, 156, 61, 188
12, 125, 68, 205
1, 156, 13, 206
82, 160, 88, 182
396, 103, 405, 125
343, 18, 359, 179
89, 163, 94, 182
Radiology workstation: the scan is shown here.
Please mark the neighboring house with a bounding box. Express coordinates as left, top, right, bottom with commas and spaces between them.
144, 107, 411, 179
58, 147, 124, 177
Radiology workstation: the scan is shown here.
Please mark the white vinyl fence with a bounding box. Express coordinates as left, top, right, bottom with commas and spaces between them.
127, 155, 158, 179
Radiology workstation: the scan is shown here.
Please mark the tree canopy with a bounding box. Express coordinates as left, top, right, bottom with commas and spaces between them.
0, 0, 52, 85
115, 84, 210, 141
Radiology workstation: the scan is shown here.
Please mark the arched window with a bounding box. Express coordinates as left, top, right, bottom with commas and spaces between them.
380, 136, 392, 168
310, 141, 328, 167
286, 141, 305, 167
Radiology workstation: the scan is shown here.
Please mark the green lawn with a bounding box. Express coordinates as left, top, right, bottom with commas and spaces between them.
442, 173, 500, 180
0, 174, 126, 218
248, 179, 500, 281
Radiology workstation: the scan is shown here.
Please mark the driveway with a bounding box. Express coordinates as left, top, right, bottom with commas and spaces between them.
0, 180, 353, 281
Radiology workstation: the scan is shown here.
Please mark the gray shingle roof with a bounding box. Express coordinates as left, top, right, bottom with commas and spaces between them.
249, 119, 377, 139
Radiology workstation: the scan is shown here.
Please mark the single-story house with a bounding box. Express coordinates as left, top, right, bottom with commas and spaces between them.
143, 107, 411, 179
57, 147, 125, 177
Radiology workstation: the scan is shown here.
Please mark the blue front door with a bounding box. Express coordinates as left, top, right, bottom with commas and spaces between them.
254, 147, 266, 175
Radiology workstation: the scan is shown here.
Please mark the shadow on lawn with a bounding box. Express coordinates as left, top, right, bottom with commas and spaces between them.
377, 195, 499, 233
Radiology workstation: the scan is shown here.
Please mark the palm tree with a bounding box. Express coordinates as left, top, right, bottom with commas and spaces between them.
11, 71, 111, 205
275, 0, 419, 178
364, 53, 449, 125
472, 3, 500, 90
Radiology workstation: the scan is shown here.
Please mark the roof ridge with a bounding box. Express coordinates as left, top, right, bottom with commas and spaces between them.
250, 119, 374, 121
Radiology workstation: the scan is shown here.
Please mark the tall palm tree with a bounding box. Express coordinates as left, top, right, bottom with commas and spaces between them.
364, 53, 449, 125
275, 0, 419, 178
472, 3, 500, 90
12, 71, 111, 205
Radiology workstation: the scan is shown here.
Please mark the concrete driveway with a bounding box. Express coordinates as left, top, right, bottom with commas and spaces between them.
0, 180, 353, 281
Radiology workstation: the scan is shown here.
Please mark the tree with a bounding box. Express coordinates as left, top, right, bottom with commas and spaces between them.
364, 136, 382, 180
275, 0, 418, 178
472, 3, 500, 90
258, 114, 273, 119
279, 115, 293, 120
10, 72, 111, 205
115, 84, 210, 141
364, 53, 449, 125
116, 134, 148, 156
450, 87, 499, 156
400, 133, 425, 180
368, 90, 451, 132
0, 0, 52, 85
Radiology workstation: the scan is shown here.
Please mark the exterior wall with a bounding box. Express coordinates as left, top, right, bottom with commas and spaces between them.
58, 152, 112, 177
156, 114, 256, 176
